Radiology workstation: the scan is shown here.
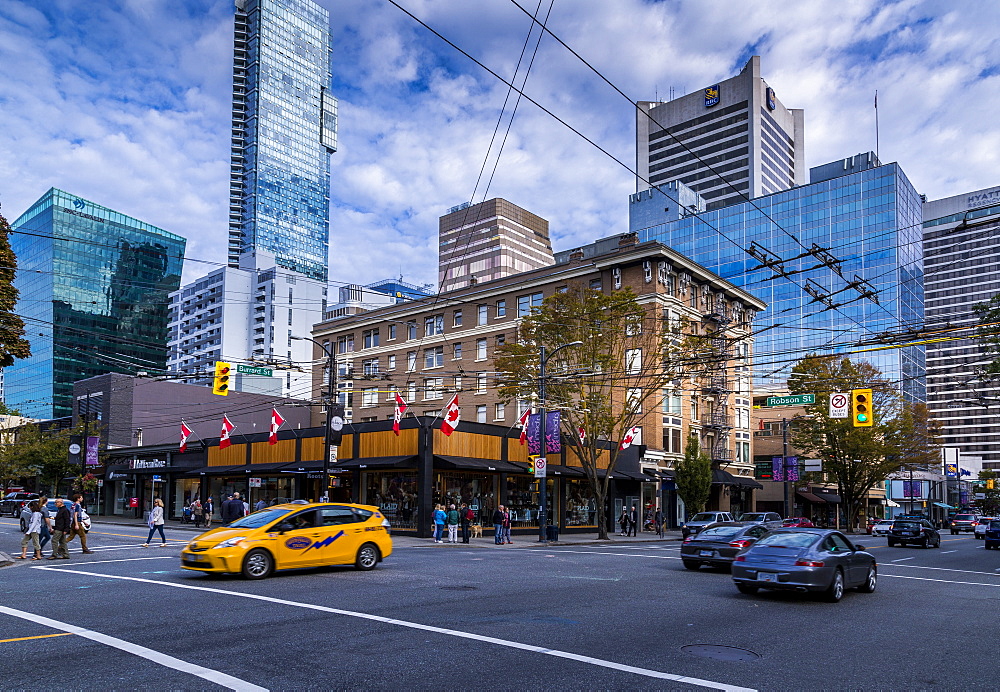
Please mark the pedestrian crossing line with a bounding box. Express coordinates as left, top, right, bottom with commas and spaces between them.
40, 556, 176, 567
34, 567, 754, 692
0, 632, 74, 644
0, 605, 267, 692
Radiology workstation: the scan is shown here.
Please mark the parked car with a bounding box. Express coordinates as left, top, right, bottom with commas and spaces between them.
781, 517, 815, 528
731, 528, 877, 602
983, 520, 1000, 550
681, 522, 771, 571
681, 511, 735, 538
739, 512, 783, 528
1, 492, 39, 518
887, 518, 941, 548
871, 519, 895, 537
974, 517, 997, 540
949, 513, 981, 534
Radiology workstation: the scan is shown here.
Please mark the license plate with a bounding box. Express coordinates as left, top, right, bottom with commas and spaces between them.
759, 572, 777, 583
699, 550, 714, 557
185, 555, 204, 563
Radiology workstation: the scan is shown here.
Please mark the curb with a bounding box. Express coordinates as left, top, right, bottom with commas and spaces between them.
0, 550, 13, 568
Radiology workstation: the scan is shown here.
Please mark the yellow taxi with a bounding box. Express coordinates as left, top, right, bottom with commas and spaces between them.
180, 501, 392, 579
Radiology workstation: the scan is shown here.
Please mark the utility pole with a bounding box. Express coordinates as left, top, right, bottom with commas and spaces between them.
537, 341, 582, 542
782, 417, 790, 518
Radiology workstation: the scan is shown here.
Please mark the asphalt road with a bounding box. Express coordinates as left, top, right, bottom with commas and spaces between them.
1, 520, 998, 691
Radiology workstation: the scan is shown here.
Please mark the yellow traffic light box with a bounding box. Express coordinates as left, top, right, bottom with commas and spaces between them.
851, 388, 873, 427
213, 361, 231, 395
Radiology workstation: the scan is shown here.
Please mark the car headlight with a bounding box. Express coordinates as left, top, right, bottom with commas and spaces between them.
216, 536, 248, 548
382, 518, 391, 529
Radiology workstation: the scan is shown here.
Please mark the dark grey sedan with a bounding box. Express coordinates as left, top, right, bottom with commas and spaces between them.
681, 522, 771, 570
731, 528, 877, 602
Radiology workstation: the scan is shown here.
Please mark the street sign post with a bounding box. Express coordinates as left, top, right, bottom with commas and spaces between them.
534, 457, 547, 478
765, 394, 815, 407
829, 392, 849, 418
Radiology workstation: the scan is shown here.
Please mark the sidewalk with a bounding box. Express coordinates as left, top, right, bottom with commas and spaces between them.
91, 518, 683, 547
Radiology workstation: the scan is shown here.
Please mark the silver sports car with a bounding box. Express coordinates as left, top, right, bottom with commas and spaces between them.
731, 528, 877, 602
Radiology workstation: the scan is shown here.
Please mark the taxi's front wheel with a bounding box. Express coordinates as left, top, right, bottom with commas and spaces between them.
242, 549, 274, 580
355, 543, 379, 571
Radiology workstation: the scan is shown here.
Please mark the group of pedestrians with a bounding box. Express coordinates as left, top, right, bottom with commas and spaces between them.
618, 504, 664, 537
431, 503, 476, 544
492, 505, 513, 545
18, 493, 93, 560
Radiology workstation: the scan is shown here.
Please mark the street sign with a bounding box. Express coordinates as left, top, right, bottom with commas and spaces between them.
249, 477, 262, 488
754, 460, 774, 480
152, 475, 162, 482
236, 364, 273, 377
804, 458, 823, 472
829, 392, 849, 418
765, 394, 815, 407
97, 479, 104, 488
534, 457, 547, 478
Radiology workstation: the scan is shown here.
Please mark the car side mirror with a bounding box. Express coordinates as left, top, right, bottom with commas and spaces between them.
854, 544, 865, 551
274, 521, 293, 534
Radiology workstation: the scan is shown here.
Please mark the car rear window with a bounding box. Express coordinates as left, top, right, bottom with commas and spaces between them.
698, 526, 742, 538
690, 513, 718, 522
955, 515, 977, 520
756, 532, 818, 548
893, 520, 920, 528
990, 521, 1000, 530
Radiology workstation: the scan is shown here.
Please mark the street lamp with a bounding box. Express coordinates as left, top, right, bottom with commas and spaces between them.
292, 335, 338, 501
537, 340, 583, 542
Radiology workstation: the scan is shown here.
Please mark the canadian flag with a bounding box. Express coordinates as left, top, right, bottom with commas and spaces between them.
269, 408, 285, 445
179, 421, 192, 453
619, 426, 640, 450
578, 426, 586, 444
440, 394, 461, 436
517, 408, 531, 445
393, 392, 409, 436
219, 414, 236, 449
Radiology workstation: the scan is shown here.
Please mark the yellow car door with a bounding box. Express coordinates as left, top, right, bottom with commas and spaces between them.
274, 509, 324, 569
317, 506, 362, 565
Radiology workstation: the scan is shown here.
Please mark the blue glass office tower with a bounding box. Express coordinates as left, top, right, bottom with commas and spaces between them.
632, 155, 925, 401
7, 189, 186, 418
229, 0, 338, 282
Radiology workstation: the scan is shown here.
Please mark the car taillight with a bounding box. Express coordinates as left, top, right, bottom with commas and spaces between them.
729, 539, 753, 548
683, 536, 694, 544
734, 555, 746, 562
795, 559, 824, 567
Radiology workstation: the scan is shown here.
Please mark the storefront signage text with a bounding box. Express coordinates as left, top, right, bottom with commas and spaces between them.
130, 459, 167, 469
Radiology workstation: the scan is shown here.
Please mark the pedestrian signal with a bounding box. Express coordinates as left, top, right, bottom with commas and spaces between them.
851, 388, 873, 427
213, 361, 231, 395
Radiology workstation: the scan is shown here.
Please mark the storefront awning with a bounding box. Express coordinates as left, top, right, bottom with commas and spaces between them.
644, 468, 676, 479
434, 456, 525, 473
711, 468, 738, 485
336, 456, 417, 470
797, 491, 826, 504
814, 492, 841, 504
187, 465, 251, 476
731, 475, 764, 490
614, 469, 657, 482
933, 501, 956, 509
885, 499, 901, 507
544, 464, 587, 477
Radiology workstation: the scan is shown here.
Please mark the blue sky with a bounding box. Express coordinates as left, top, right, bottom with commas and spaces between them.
0, 0, 997, 289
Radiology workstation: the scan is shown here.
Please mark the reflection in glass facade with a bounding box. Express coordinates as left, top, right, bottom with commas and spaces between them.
229, 0, 337, 283
8, 189, 185, 418
635, 163, 925, 401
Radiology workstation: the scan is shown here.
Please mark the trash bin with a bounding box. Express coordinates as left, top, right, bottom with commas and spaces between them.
546, 524, 559, 541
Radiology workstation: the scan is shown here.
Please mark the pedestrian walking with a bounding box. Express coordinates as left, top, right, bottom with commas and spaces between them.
203, 497, 214, 528
143, 498, 167, 547
432, 504, 447, 543
37, 495, 52, 552
501, 506, 512, 544
66, 493, 94, 554
446, 504, 460, 543
49, 498, 71, 559
17, 501, 43, 560
460, 503, 472, 543
221, 493, 245, 524
655, 508, 664, 538
191, 498, 203, 528
618, 508, 629, 536
627, 504, 638, 537
255, 498, 267, 512
492, 505, 505, 545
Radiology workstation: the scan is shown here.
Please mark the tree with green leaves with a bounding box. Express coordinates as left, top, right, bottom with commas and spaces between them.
675, 434, 712, 518
494, 286, 692, 539
974, 470, 1000, 515
788, 355, 941, 530
0, 211, 31, 367
4, 420, 94, 496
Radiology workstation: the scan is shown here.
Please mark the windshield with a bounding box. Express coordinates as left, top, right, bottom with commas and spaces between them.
690, 513, 719, 522
740, 514, 764, 521
955, 515, 977, 521
698, 526, 742, 539
990, 521, 1000, 530
226, 508, 291, 529
755, 532, 818, 549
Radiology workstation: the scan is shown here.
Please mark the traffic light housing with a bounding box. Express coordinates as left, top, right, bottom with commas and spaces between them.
213, 361, 231, 395
851, 388, 873, 427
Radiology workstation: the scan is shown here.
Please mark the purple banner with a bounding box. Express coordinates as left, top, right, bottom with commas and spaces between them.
86, 436, 100, 466
785, 456, 799, 482
772, 456, 784, 482
526, 412, 561, 454
902, 480, 921, 498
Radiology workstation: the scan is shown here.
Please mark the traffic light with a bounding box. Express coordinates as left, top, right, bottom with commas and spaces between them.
851, 388, 873, 427
213, 361, 231, 395
988, 479, 995, 490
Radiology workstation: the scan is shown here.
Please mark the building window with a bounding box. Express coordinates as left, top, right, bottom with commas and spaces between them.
362, 358, 379, 376
495, 334, 506, 347
663, 427, 682, 454
627, 388, 642, 413
363, 329, 380, 349
662, 389, 682, 416
407, 381, 417, 401
496, 299, 507, 317
387, 385, 398, 402
556, 285, 568, 293
337, 334, 354, 354
387, 354, 396, 370
453, 376, 462, 392
424, 346, 444, 368
361, 387, 378, 407
589, 278, 602, 291
476, 405, 487, 423
387, 324, 397, 340
494, 402, 505, 420
406, 321, 417, 340
423, 378, 444, 400
453, 310, 462, 327
476, 373, 488, 393
625, 348, 642, 374
476, 338, 487, 360
453, 343, 463, 359
517, 399, 531, 417
516, 292, 543, 317
425, 314, 444, 336
406, 351, 416, 371
625, 313, 642, 336
478, 305, 488, 325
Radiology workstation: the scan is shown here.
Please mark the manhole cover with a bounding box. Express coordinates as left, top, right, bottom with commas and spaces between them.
681, 645, 760, 662
440, 585, 478, 591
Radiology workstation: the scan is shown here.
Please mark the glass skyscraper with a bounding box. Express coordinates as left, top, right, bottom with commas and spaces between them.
229, 0, 338, 283
7, 189, 186, 419
632, 155, 925, 401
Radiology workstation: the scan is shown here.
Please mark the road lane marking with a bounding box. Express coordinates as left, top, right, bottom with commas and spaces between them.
0, 605, 267, 691
0, 633, 74, 644
891, 557, 914, 562
34, 567, 753, 692
881, 563, 1000, 578
40, 556, 176, 567
941, 550, 956, 554
883, 574, 1000, 588
517, 549, 681, 560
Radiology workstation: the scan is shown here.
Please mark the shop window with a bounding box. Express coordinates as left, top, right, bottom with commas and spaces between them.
363, 471, 418, 530
564, 479, 597, 526
506, 476, 552, 528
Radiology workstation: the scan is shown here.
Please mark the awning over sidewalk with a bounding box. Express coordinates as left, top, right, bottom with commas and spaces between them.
712, 468, 758, 486
797, 491, 826, 504
335, 456, 417, 470
814, 492, 841, 504
434, 456, 525, 473
933, 501, 956, 509
885, 499, 901, 507
731, 475, 764, 490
